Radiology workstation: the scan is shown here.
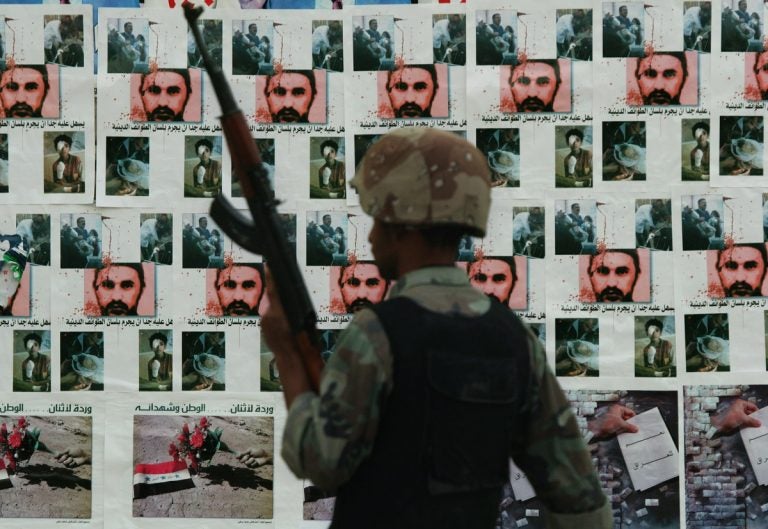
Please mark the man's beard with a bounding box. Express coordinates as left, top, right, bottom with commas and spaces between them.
224, 300, 258, 316
516, 97, 554, 112
147, 106, 184, 121
6, 103, 42, 118
394, 103, 430, 118
272, 108, 310, 123
484, 292, 511, 305
642, 90, 680, 106
345, 298, 375, 313
596, 287, 632, 302
101, 300, 138, 316
762, 89, 768, 101
725, 282, 761, 297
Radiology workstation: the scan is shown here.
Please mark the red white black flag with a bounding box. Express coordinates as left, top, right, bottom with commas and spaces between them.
133, 459, 194, 499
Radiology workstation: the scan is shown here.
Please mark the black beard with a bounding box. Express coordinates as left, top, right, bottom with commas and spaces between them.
484, 292, 510, 305
596, 287, 632, 302
273, 108, 309, 123
394, 103, 430, 118
101, 300, 137, 316
224, 301, 258, 316
147, 106, 184, 121
346, 298, 375, 313
516, 97, 554, 112
724, 282, 761, 298
7, 103, 42, 118
762, 89, 768, 101
642, 90, 680, 106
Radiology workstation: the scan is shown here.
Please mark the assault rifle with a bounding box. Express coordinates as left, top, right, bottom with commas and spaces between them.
184, 3, 323, 391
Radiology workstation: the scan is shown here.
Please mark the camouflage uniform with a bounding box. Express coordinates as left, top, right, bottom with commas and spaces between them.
283, 266, 612, 527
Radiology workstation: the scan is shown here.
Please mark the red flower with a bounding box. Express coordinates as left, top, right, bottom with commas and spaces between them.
176, 433, 187, 444
182, 423, 190, 435
16, 417, 27, 429
190, 427, 204, 449
6, 450, 15, 472
8, 428, 22, 449
188, 455, 198, 472
168, 443, 179, 460
198, 417, 209, 429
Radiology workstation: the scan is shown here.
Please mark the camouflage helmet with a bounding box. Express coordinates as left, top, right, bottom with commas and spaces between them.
350, 128, 492, 237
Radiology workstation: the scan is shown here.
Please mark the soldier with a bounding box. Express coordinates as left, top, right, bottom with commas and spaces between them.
262, 128, 612, 528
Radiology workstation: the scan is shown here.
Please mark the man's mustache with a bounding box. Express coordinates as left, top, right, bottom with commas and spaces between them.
225, 300, 257, 316
597, 287, 628, 302
726, 281, 760, 297
148, 106, 179, 121
395, 103, 428, 117
518, 97, 549, 112
8, 103, 39, 117
644, 90, 676, 105
103, 300, 132, 315
275, 108, 304, 122
348, 298, 374, 313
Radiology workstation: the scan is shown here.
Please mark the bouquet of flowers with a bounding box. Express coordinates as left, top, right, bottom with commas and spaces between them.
168, 417, 224, 474
0, 417, 43, 472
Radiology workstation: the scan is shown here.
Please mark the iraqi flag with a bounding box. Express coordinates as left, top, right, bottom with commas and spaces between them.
133, 459, 194, 499
0, 460, 11, 490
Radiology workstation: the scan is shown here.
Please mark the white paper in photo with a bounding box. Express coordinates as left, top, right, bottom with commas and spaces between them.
0, 6, 95, 205
739, 405, 768, 486
509, 459, 535, 501
618, 407, 679, 491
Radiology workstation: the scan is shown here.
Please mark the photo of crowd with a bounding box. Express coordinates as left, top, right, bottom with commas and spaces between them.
232, 20, 274, 76
59, 213, 102, 269
352, 16, 395, 71
182, 213, 227, 269
602, 2, 645, 58
306, 212, 348, 266
44, 15, 84, 68
106, 19, 149, 74
476, 10, 517, 66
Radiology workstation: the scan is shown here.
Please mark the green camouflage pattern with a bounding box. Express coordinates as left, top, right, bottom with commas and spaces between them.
349, 128, 492, 237
282, 266, 611, 527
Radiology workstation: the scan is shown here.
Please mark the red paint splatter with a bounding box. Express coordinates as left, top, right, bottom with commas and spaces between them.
101, 253, 113, 267
223, 252, 234, 268
83, 300, 101, 317
206, 299, 223, 317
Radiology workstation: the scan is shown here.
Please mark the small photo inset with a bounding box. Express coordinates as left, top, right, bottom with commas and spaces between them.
260, 331, 281, 392
0, 133, 7, 192
466, 255, 527, 310
746, 51, 768, 101
43, 131, 85, 194
182, 213, 228, 269
377, 64, 449, 119
475, 128, 520, 187
554, 199, 598, 255
721, 0, 765, 53
105, 136, 150, 196
683, 2, 712, 53
456, 234, 477, 262
132, 415, 273, 518
106, 19, 150, 74
555, 126, 593, 187
635, 199, 673, 251
579, 248, 651, 303
43, 14, 85, 67
352, 16, 395, 71
255, 69, 327, 124
0, 64, 60, 119
627, 51, 699, 106
433, 14, 466, 65
0, 234, 31, 317
0, 415, 92, 517
476, 10, 518, 66
60, 331, 104, 391
188, 19, 222, 70
181, 331, 225, 391
84, 262, 156, 317
138, 329, 172, 391
719, 116, 763, 176
309, 137, 346, 199
682, 119, 710, 181
602, 121, 646, 181
634, 316, 676, 377
555, 318, 599, 376
329, 261, 390, 314
16, 213, 51, 266
232, 20, 274, 76
681, 195, 724, 251
312, 20, 343, 72
140, 213, 172, 265
130, 68, 202, 122
59, 213, 102, 269
684, 313, 729, 372
13, 330, 51, 391
706, 243, 768, 297
184, 136, 222, 198
501, 59, 572, 113
306, 212, 348, 266
206, 263, 265, 317
602, 2, 645, 58
232, 138, 275, 198
512, 206, 545, 258
556, 9, 592, 61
